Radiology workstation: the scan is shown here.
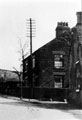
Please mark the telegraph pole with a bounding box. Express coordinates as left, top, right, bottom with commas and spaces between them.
30, 18, 32, 55
26, 18, 36, 99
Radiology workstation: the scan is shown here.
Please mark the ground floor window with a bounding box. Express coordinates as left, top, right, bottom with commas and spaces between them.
54, 75, 64, 88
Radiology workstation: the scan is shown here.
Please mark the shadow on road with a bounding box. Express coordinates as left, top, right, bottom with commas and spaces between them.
30, 101, 82, 110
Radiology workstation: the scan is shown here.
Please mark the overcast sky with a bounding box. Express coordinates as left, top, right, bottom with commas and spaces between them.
0, 0, 81, 71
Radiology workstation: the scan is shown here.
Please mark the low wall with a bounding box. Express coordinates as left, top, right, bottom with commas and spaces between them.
0, 86, 69, 101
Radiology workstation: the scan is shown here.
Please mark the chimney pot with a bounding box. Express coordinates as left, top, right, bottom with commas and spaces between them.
76, 12, 82, 25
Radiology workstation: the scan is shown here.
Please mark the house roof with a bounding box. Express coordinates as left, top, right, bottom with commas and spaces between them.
24, 36, 71, 61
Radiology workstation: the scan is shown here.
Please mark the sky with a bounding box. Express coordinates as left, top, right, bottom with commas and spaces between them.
0, 0, 81, 71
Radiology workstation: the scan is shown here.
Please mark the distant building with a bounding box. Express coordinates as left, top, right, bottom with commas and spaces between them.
0, 69, 19, 82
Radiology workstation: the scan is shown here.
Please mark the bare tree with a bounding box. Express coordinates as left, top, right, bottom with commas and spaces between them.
13, 37, 29, 99
13, 67, 21, 82
17, 37, 29, 73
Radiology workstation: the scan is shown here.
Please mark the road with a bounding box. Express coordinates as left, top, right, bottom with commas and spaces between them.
0, 96, 82, 120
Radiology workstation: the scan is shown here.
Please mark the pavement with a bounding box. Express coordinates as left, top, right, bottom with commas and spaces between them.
1, 94, 82, 110
0, 94, 67, 104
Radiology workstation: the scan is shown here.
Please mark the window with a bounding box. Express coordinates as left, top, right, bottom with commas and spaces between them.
24, 60, 28, 72
76, 69, 80, 78
32, 56, 35, 68
54, 76, 62, 88
81, 45, 82, 57
54, 61, 62, 68
79, 45, 82, 58
54, 54, 64, 68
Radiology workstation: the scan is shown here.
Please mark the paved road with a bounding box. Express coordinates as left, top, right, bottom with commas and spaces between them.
0, 96, 82, 120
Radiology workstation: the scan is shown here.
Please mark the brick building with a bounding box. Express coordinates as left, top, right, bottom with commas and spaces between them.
23, 21, 72, 100
23, 12, 82, 100
73, 12, 82, 90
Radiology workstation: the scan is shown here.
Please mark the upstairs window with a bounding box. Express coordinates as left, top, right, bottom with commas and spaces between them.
81, 45, 82, 57
54, 54, 64, 68
24, 60, 28, 72
32, 56, 35, 68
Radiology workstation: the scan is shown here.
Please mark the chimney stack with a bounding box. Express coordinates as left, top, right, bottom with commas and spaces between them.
56, 22, 70, 38
76, 12, 82, 25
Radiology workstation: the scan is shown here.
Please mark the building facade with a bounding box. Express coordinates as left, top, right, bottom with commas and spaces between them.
23, 12, 82, 100
23, 22, 72, 100
73, 12, 82, 90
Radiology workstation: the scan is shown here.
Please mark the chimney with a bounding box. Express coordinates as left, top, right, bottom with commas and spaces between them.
56, 22, 70, 38
76, 12, 82, 25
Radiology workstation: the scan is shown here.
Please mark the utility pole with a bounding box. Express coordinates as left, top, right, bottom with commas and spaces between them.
30, 18, 32, 56
26, 18, 36, 99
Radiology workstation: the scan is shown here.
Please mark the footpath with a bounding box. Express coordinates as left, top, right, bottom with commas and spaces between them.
0, 94, 67, 104
1, 94, 81, 110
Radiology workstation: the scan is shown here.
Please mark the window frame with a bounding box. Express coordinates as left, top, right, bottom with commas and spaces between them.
54, 54, 64, 69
